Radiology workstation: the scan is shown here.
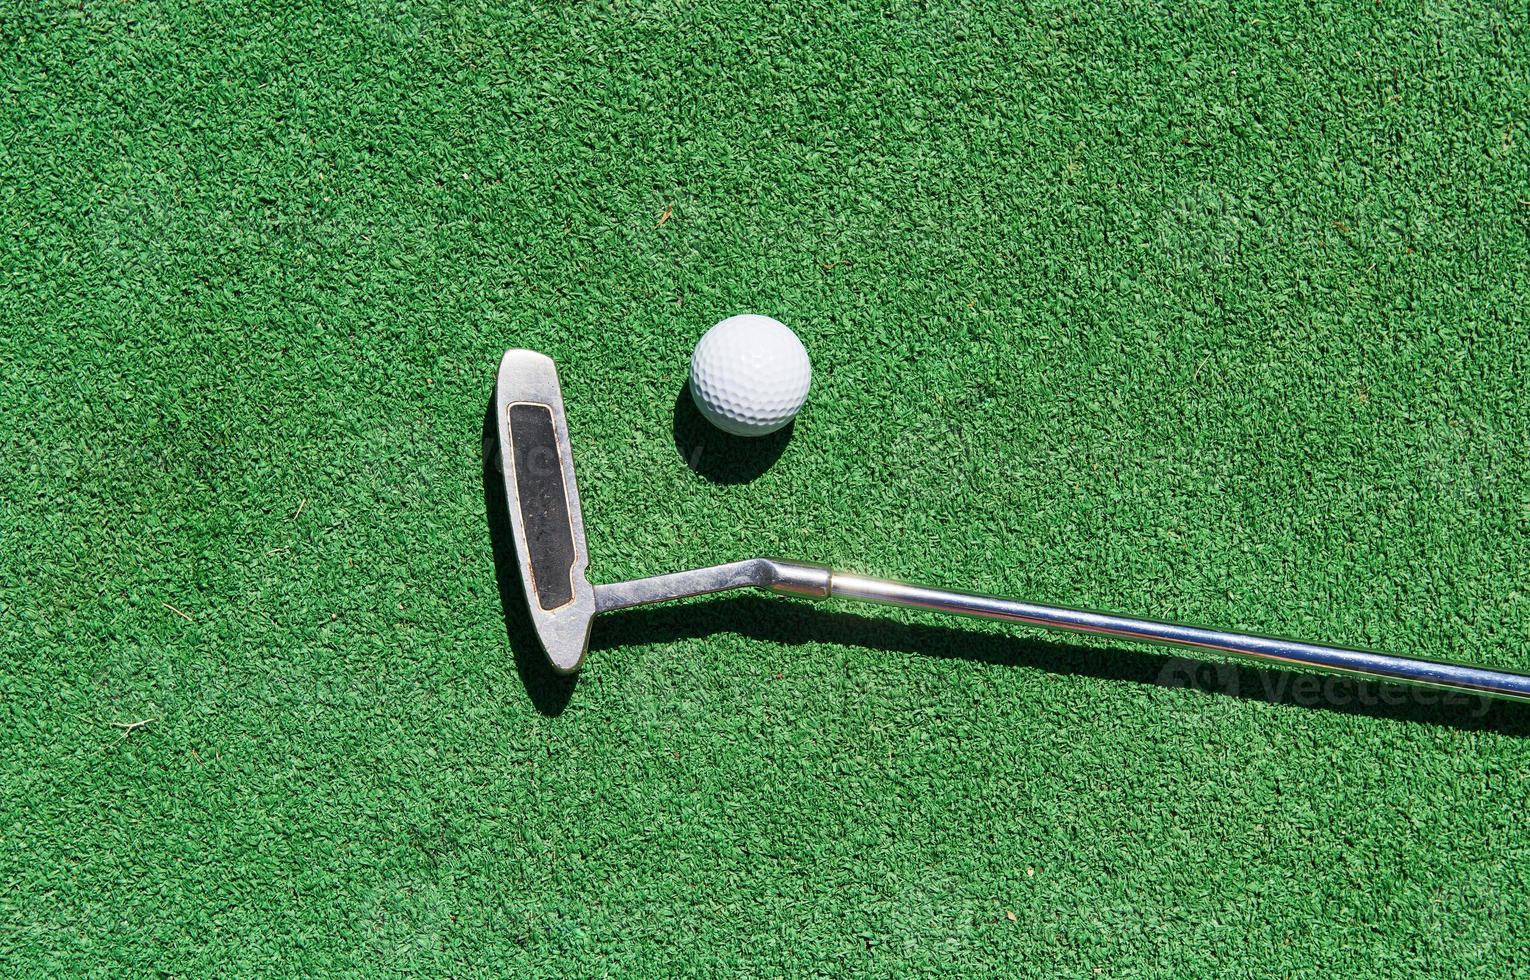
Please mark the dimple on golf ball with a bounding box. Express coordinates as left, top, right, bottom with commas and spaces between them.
689, 314, 812, 437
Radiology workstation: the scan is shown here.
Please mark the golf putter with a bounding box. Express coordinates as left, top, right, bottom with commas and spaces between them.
495, 349, 1530, 704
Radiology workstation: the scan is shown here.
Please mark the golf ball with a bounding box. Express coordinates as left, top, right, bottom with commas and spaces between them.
689, 314, 812, 437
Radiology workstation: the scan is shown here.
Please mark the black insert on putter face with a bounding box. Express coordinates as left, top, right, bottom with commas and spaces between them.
507, 403, 576, 610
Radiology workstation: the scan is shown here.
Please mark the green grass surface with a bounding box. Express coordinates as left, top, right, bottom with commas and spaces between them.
4, 0, 1530, 973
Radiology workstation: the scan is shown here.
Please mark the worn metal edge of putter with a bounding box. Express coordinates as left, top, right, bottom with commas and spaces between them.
496, 350, 1530, 705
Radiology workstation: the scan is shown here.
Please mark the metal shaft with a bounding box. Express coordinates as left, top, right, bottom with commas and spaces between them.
594, 559, 1530, 704
830, 572, 1530, 703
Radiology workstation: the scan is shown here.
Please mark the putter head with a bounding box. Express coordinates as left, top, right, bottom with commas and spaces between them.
495, 349, 596, 673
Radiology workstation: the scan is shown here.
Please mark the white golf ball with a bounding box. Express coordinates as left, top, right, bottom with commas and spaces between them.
689, 314, 812, 437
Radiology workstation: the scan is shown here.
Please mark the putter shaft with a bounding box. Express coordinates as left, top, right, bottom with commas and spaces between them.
594, 559, 1530, 704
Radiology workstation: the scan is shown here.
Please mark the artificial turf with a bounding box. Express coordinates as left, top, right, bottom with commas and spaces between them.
4, 0, 1530, 973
